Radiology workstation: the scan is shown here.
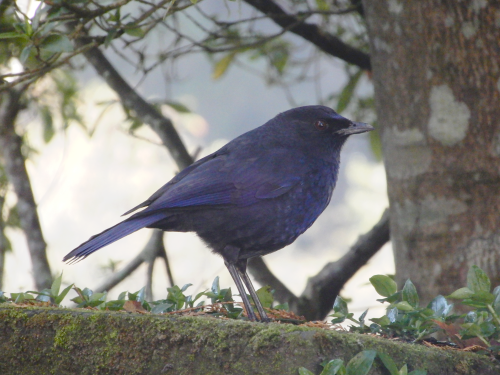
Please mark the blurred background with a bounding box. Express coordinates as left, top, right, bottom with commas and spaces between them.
2, 0, 391, 318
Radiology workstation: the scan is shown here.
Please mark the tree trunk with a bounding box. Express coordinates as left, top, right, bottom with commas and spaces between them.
0, 195, 6, 290
363, 1, 500, 301
0, 90, 52, 290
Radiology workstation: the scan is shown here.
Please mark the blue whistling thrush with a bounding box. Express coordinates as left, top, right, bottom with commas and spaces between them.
63, 105, 373, 322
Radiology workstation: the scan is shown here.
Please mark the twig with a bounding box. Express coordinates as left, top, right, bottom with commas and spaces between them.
243, 0, 371, 71
94, 229, 164, 293
78, 38, 193, 170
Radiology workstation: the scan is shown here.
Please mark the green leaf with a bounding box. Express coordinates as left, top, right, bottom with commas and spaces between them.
479, 321, 495, 337
377, 352, 399, 375
24, 15, 33, 37
399, 364, 408, 375
104, 28, 118, 47
6, 205, 21, 228
321, 359, 344, 375
151, 302, 173, 314
337, 69, 363, 113
54, 284, 73, 305
333, 296, 349, 315
211, 276, 220, 296
427, 295, 453, 317
51, 273, 63, 297
345, 350, 376, 375
371, 316, 391, 327
255, 286, 273, 308
446, 287, 474, 300
180, 283, 192, 292
393, 301, 414, 311
358, 309, 368, 326
298, 368, 315, 375
315, 0, 330, 11
165, 101, 191, 113
467, 265, 491, 294
470, 290, 494, 304
124, 25, 145, 38
0, 32, 30, 40
493, 286, 500, 314
32, 1, 47, 30
212, 53, 235, 80
402, 279, 419, 308
39, 34, 73, 52
19, 45, 34, 63
40, 105, 55, 143
274, 302, 289, 311
370, 275, 397, 297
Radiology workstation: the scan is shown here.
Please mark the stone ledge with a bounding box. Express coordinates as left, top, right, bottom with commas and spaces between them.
1, 305, 499, 375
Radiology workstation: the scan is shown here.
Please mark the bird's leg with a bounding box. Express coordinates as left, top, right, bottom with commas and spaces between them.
225, 261, 258, 322
221, 244, 258, 321
236, 259, 270, 323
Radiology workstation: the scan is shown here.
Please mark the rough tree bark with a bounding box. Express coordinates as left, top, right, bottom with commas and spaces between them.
363, 1, 500, 300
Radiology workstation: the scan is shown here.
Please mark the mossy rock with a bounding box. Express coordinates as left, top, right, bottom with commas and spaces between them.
1, 305, 499, 375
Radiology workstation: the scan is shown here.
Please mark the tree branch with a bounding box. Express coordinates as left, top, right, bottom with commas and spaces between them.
247, 257, 297, 307
0, 88, 52, 290
301, 208, 390, 319
242, 0, 371, 71
95, 229, 164, 293
76, 38, 194, 170
248, 208, 390, 320
75, 39, 193, 294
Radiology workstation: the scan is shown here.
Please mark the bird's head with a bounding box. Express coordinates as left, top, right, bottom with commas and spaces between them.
274, 105, 373, 157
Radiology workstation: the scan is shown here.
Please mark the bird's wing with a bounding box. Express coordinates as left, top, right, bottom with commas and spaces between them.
137, 148, 308, 213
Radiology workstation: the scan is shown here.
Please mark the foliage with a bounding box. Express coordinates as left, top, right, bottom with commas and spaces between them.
1, 266, 499, 373
0, 274, 286, 320
298, 349, 426, 375
330, 265, 500, 356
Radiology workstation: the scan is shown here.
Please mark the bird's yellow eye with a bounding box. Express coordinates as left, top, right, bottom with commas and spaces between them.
314, 120, 328, 131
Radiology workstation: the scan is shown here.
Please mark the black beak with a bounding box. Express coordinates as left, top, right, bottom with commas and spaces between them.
337, 121, 374, 135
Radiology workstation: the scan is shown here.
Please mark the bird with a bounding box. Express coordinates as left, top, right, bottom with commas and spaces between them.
63, 105, 373, 322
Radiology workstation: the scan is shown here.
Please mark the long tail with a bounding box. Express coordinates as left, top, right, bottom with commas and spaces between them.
63, 212, 166, 263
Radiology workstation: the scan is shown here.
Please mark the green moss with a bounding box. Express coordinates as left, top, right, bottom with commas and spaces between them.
0, 305, 499, 375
